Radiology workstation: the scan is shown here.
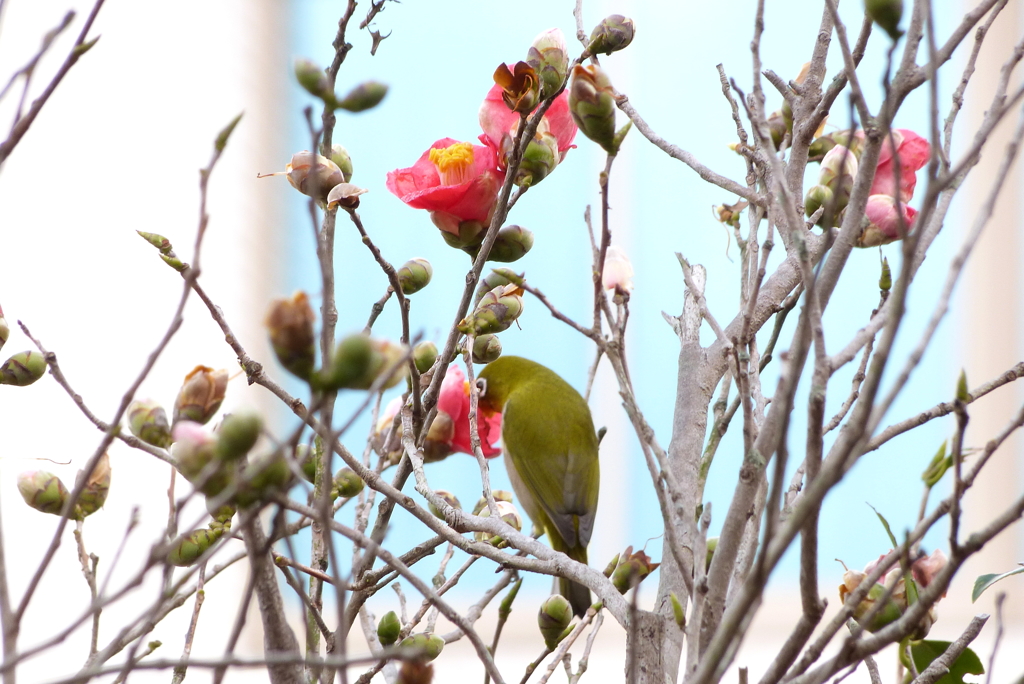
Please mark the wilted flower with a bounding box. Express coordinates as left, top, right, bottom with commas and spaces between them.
610, 546, 660, 593
326, 182, 369, 210
839, 549, 946, 636
602, 245, 634, 295
265, 292, 316, 380
856, 194, 918, 248
386, 139, 504, 241
493, 61, 540, 114
259, 151, 344, 204
478, 83, 577, 167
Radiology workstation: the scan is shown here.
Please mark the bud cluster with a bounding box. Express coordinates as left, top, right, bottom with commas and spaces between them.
17, 452, 112, 520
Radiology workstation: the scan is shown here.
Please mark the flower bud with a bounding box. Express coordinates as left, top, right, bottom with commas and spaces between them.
413, 341, 438, 374
259, 151, 344, 204
514, 133, 560, 188
0, 350, 46, 386
670, 592, 686, 629
168, 526, 225, 567
265, 292, 316, 381
808, 135, 838, 162
538, 595, 573, 650
294, 58, 335, 106
472, 490, 514, 516
172, 422, 234, 497
326, 182, 369, 210
818, 145, 857, 214
474, 500, 522, 546
458, 284, 524, 335
879, 256, 892, 293
588, 15, 635, 56
296, 444, 318, 483
526, 28, 569, 100
856, 195, 918, 248
126, 399, 171, 448
377, 610, 401, 646
611, 546, 660, 593
137, 230, 174, 254
236, 453, 292, 506
332, 467, 364, 499
475, 268, 525, 305
569, 65, 617, 154
766, 110, 788, 149
336, 81, 389, 112
74, 452, 111, 519
804, 184, 835, 227
216, 411, 263, 461
322, 334, 408, 391
839, 569, 905, 632
493, 62, 540, 114
206, 499, 236, 524
714, 200, 748, 229
437, 218, 487, 251
17, 471, 69, 515
603, 553, 620, 578
471, 334, 502, 364
428, 490, 461, 519
705, 537, 718, 572
397, 258, 434, 295
330, 144, 354, 183
865, 0, 904, 40
489, 225, 534, 263
399, 633, 444, 662
602, 245, 634, 295
0, 307, 8, 353
397, 662, 433, 684
173, 366, 228, 426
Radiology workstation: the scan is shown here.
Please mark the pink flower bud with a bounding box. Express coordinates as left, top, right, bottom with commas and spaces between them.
602, 245, 634, 294
856, 194, 918, 248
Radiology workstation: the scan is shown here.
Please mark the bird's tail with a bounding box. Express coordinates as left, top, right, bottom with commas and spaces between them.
555, 542, 591, 617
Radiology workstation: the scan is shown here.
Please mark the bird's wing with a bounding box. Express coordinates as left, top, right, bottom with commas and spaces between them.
502, 395, 599, 549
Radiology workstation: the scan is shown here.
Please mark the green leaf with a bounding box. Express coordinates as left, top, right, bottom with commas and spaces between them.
214, 112, 244, 152
972, 565, 1024, 602
922, 441, 952, 487
910, 641, 984, 684
867, 503, 919, 604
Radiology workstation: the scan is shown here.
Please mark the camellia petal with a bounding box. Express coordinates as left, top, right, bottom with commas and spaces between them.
867, 129, 930, 201
441, 364, 503, 458
386, 138, 504, 234
857, 194, 918, 248
478, 82, 577, 164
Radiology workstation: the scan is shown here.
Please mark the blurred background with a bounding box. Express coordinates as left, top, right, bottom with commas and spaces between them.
0, 0, 1020, 682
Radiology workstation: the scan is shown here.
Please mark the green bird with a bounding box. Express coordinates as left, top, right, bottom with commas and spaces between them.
477, 356, 600, 616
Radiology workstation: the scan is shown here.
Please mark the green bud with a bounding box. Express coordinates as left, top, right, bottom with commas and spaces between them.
331, 144, 354, 183
489, 225, 534, 263
173, 366, 228, 425
670, 592, 686, 629
526, 28, 569, 100
397, 258, 434, 295
865, 0, 904, 40
921, 441, 951, 488
161, 254, 187, 272
458, 284, 524, 335
438, 219, 487, 250
538, 595, 573, 650
804, 184, 835, 227
0, 350, 46, 386
332, 467, 364, 499
611, 546, 660, 594
206, 498, 236, 524
474, 500, 522, 546
808, 135, 838, 162
588, 15, 635, 56
514, 134, 559, 188
956, 369, 970, 403
17, 471, 69, 515
336, 81, 388, 112
767, 110, 788, 149
413, 341, 438, 374
74, 452, 111, 519
569, 65, 617, 154
168, 526, 225, 567
428, 490, 461, 519
471, 334, 502, 364
127, 399, 171, 448
705, 537, 718, 572
236, 453, 292, 506
294, 58, 336, 106
472, 490, 513, 515
296, 444, 317, 483
0, 307, 9, 353
818, 146, 857, 219
265, 292, 316, 381
603, 553, 620, 578
879, 256, 892, 292
399, 633, 444, 662
216, 411, 263, 461
475, 268, 525, 305
172, 422, 233, 497
321, 334, 408, 391
377, 610, 401, 646
136, 230, 174, 255
840, 569, 906, 632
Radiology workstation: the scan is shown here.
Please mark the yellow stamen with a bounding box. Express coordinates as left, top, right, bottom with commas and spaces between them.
429, 142, 475, 186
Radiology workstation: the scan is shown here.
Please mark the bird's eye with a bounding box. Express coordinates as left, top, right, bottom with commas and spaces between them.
475, 378, 487, 396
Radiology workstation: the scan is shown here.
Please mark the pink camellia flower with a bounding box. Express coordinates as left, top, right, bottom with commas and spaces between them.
857, 194, 919, 248
375, 364, 502, 462
602, 245, 634, 295
386, 138, 504, 235
857, 128, 930, 201
479, 81, 578, 166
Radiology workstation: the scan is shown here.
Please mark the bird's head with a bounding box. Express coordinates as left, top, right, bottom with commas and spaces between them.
475, 355, 542, 414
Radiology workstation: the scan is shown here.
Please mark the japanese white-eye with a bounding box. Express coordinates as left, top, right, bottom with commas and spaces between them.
477, 356, 600, 616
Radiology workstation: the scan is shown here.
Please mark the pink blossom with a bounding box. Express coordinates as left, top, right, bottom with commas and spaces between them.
440, 364, 503, 458
857, 194, 918, 248
478, 82, 577, 165
602, 245, 634, 294
864, 128, 930, 201
911, 548, 947, 589
386, 138, 504, 235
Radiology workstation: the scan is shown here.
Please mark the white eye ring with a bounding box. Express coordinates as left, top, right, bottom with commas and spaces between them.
475, 378, 487, 396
